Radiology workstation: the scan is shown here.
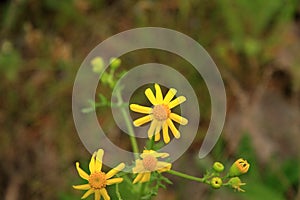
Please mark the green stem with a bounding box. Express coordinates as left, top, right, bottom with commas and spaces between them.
167, 170, 205, 182
138, 182, 147, 199
115, 183, 123, 200
222, 173, 230, 180
149, 135, 155, 150
115, 87, 139, 159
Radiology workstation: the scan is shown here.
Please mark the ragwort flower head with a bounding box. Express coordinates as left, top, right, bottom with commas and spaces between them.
73, 149, 125, 200
130, 83, 188, 143
132, 150, 172, 184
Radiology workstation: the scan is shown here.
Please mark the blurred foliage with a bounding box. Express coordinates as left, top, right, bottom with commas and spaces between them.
0, 0, 299, 199
0, 41, 22, 81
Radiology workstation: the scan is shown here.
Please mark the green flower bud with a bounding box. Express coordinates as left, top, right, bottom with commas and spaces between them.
91, 57, 104, 73
228, 177, 246, 192
109, 57, 121, 69
101, 72, 110, 84
213, 162, 224, 173
211, 177, 222, 189
229, 158, 250, 177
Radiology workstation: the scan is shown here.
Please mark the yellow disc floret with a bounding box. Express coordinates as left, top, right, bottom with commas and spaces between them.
142, 155, 158, 171
152, 104, 170, 121
88, 172, 107, 189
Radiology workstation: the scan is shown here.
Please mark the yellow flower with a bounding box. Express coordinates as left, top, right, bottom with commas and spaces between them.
130, 83, 188, 143
73, 149, 125, 200
132, 150, 172, 184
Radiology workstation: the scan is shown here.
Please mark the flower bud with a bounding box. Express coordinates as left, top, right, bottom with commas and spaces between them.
109, 57, 121, 69
213, 162, 224, 173
210, 177, 222, 189
229, 158, 250, 177
228, 177, 246, 192
91, 57, 104, 73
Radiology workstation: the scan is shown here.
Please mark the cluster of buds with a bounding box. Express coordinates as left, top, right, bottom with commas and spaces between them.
207, 158, 250, 192
91, 56, 122, 88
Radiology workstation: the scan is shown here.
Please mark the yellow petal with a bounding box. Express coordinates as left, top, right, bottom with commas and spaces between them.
167, 119, 180, 138
106, 178, 123, 185
157, 152, 169, 158
133, 115, 153, 127
145, 88, 158, 105
162, 122, 170, 143
89, 153, 96, 173
106, 163, 125, 179
140, 172, 151, 183
95, 190, 100, 200
76, 162, 90, 180
153, 121, 162, 141
168, 96, 186, 109
130, 104, 152, 114
155, 83, 163, 104
95, 149, 104, 172
169, 113, 188, 125
147, 119, 158, 139
155, 161, 172, 173
163, 88, 177, 104
133, 173, 144, 184
81, 188, 94, 199
141, 150, 169, 158
141, 150, 154, 154
100, 188, 110, 200
154, 132, 160, 141
73, 184, 91, 190
132, 160, 145, 173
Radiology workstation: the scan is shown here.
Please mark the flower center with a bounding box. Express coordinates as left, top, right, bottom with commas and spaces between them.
88, 172, 107, 189
142, 155, 158, 171
152, 104, 170, 121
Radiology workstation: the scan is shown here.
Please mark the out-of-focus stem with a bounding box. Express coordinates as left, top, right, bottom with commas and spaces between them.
167, 170, 205, 182
115, 87, 139, 159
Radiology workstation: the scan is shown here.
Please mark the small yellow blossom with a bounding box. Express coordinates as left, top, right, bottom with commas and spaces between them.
132, 150, 172, 184
229, 158, 250, 177
130, 83, 188, 143
73, 149, 125, 200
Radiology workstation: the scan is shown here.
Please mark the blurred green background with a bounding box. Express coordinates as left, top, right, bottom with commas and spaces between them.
0, 0, 299, 199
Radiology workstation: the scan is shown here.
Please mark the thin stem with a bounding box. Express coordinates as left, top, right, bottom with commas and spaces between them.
115, 87, 139, 159
138, 182, 147, 199
167, 170, 204, 182
115, 183, 123, 200
149, 135, 155, 150
222, 173, 230, 180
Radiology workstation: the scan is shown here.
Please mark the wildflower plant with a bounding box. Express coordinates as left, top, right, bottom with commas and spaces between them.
73, 56, 250, 199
